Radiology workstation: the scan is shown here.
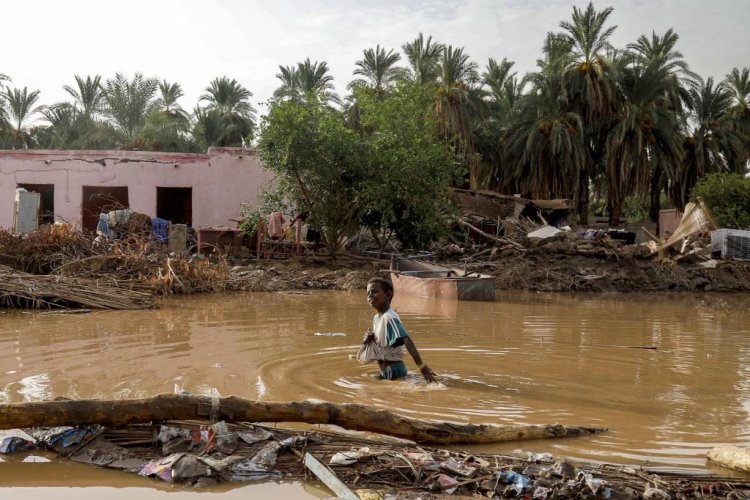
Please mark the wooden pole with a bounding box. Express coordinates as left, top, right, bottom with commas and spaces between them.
0, 395, 604, 445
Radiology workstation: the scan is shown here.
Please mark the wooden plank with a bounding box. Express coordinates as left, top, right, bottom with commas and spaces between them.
304, 452, 359, 500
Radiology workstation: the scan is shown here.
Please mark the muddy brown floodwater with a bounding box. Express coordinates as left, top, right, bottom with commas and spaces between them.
1, 290, 749, 498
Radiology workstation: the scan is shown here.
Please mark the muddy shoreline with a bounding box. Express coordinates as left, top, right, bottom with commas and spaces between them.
225, 253, 750, 295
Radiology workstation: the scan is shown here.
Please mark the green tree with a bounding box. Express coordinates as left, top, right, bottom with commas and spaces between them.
257, 100, 364, 257
691, 173, 750, 229
357, 82, 459, 253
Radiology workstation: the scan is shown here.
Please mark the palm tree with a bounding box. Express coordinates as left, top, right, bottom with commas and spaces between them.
57, 74, 111, 149
273, 65, 300, 102
503, 34, 585, 200
482, 58, 527, 121
154, 80, 189, 122
603, 58, 684, 225
560, 2, 621, 223
198, 76, 256, 147
433, 45, 484, 187
0, 73, 10, 128
37, 103, 80, 149
723, 67, 750, 169
673, 77, 747, 209
349, 45, 404, 95
402, 33, 444, 84
625, 29, 695, 228
725, 67, 750, 111
475, 58, 528, 190
63, 75, 105, 119
143, 80, 192, 151
1, 86, 44, 148
103, 72, 159, 148
273, 58, 338, 105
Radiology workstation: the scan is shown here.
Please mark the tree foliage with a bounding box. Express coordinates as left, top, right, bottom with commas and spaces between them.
258, 83, 457, 256
257, 99, 364, 257
691, 173, 750, 230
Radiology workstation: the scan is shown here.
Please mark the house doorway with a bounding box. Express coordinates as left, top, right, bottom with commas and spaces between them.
156, 187, 192, 226
82, 186, 130, 232
17, 183, 54, 225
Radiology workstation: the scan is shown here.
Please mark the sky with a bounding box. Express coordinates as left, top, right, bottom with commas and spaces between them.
2, 0, 748, 118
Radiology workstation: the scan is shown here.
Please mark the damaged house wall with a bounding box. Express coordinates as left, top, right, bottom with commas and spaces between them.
0, 148, 275, 231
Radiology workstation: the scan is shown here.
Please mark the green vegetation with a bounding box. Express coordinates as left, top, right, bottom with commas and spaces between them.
691, 173, 750, 229
257, 82, 457, 256
1, 2, 748, 234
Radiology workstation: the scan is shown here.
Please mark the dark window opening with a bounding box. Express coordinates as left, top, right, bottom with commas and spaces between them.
17, 183, 54, 225
156, 187, 192, 226
82, 186, 129, 232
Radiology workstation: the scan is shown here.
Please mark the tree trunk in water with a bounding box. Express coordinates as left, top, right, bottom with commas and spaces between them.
0, 395, 605, 445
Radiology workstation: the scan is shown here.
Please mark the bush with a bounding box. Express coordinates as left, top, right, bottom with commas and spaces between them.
691, 173, 750, 229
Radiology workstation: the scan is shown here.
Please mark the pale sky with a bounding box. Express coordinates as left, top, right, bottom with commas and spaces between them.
2, 0, 748, 118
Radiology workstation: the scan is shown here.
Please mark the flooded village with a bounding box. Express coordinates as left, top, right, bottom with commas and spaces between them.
2, 1, 750, 498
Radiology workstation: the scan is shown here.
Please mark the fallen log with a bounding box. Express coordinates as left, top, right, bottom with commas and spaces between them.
0, 394, 605, 445
707, 445, 750, 473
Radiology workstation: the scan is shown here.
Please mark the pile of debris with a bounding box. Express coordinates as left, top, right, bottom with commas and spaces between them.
0, 224, 231, 308
2, 421, 750, 498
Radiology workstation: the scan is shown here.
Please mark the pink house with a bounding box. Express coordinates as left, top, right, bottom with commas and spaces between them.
0, 147, 274, 232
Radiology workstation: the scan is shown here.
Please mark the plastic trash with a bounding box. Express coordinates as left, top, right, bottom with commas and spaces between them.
31, 426, 100, 453
436, 473, 459, 494
505, 471, 531, 495
528, 451, 554, 462
330, 447, 371, 465
231, 441, 282, 481
578, 471, 606, 495
0, 436, 35, 454
314, 332, 347, 337
440, 456, 478, 477
237, 427, 273, 445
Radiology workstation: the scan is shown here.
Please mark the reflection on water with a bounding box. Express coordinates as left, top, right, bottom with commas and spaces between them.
1, 290, 750, 493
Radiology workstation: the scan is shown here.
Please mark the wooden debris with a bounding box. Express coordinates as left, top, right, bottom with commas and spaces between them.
707, 445, 750, 473
0, 394, 606, 445
304, 452, 359, 499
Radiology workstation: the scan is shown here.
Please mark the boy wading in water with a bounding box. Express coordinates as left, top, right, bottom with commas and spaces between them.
357, 277, 437, 382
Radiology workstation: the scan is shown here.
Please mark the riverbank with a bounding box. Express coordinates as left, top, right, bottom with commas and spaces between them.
2, 224, 750, 310
225, 251, 750, 294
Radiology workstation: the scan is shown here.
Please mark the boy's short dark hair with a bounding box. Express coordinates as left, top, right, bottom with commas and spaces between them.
367, 276, 393, 295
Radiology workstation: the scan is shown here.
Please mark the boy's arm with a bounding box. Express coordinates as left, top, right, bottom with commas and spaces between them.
404, 337, 437, 383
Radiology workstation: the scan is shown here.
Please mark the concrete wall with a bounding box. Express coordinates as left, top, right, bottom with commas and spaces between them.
0, 148, 275, 230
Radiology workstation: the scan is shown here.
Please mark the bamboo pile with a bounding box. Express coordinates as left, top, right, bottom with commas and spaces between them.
0, 225, 233, 308
0, 266, 155, 309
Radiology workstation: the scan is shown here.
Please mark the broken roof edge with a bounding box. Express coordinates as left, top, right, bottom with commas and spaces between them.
0, 146, 258, 162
